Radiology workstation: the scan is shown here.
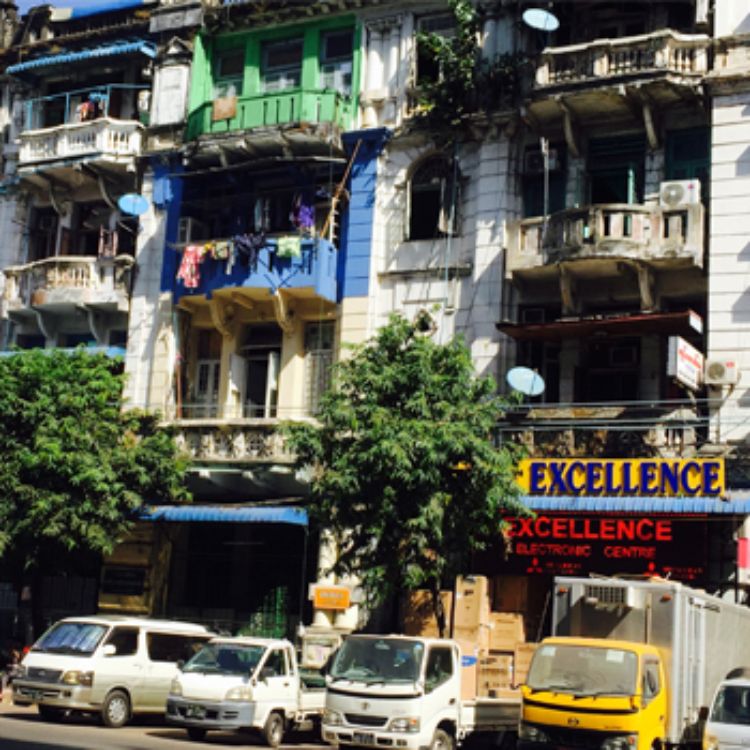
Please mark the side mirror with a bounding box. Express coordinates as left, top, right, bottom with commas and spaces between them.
698, 706, 710, 722
102, 644, 117, 657
176, 660, 185, 671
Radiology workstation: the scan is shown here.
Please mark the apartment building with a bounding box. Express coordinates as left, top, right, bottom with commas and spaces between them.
2, 0, 750, 644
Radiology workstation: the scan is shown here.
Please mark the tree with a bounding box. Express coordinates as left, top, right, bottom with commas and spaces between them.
284, 313, 527, 636
0, 348, 190, 634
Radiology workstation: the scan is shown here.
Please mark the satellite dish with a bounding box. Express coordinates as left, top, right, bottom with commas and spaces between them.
118, 193, 150, 217
522, 7, 560, 32
506, 366, 546, 397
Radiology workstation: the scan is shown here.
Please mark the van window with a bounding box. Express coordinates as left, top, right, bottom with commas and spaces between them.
146, 633, 209, 663
32, 621, 107, 656
711, 685, 750, 725
104, 627, 139, 657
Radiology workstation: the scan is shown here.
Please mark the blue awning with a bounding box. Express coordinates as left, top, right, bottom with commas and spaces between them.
7, 40, 156, 75
521, 495, 750, 515
142, 505, 309, 526
0, 346, 125, 358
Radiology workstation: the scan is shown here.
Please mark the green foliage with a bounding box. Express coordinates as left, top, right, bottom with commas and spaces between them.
415, 0, 527, 131
284, 313, 527, 615
0, 348, 190, 572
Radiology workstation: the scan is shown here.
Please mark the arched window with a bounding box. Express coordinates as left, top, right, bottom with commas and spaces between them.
408, 155, 460, 241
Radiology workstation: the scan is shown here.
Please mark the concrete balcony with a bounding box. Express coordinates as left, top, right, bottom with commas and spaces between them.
3, 256, 134, 317
503, 403, 700, 460
18, 118, 143, 168
535, 30, 710, 90
506, 202, 705, 278
171, 418, 293, 465
175, 236, 338, 305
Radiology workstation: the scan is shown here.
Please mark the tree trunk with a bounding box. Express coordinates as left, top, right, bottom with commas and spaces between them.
431, 583, 447, 638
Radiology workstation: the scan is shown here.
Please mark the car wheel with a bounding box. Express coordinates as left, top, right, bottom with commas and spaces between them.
263, 711, 285, 748
101, 689, 130, 728
37, 705, 66, 722
187, 727, 207, 741
430, 729, 455, 750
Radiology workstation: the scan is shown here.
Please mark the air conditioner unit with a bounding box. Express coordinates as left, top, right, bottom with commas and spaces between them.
521, 307, 546, 324
524, 148, 560, 174
659, 179, 701, 208
178, 217, 209, 244
704, 358, 741, 386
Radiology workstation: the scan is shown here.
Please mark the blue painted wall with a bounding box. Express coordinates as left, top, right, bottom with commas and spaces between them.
339, 129, 391, 301
156, 158, 184, 294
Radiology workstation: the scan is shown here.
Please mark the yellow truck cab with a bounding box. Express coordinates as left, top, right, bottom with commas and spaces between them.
520, 637, 667, 750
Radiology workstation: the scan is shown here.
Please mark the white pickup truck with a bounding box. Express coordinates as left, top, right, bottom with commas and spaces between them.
166, 636, 325, 745
322, 634, 519, 750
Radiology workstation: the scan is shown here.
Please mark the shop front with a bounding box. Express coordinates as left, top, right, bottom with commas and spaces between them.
476, 457, 750, 641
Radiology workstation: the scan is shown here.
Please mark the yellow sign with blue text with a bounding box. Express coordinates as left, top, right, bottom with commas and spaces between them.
517, 458, 725, 498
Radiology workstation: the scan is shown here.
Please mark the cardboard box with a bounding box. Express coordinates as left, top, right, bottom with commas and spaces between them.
456, 638, 481, 701
478, 652, 514, 692
454, 575, 490, 629
403, 590, 452, 637
453, 623, 490, 651
492, 575, 528, 613
489, 612, 525, 651
514, 643, 537, 685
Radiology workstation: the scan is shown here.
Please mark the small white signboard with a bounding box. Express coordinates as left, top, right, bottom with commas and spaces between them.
667, 336, 704, 391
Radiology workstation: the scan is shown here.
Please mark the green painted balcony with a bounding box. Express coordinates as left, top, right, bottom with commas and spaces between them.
186, 88, 353, 140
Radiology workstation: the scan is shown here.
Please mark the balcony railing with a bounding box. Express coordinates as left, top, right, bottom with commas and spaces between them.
535, 29, 710, 88
19, 118, 143, 166
171, 419, 293, 464
506, 202, 704, 274
3, 256, 134, 312
186, 89, 353, 140
500, 402, 701, 459
175, 236, 337, 304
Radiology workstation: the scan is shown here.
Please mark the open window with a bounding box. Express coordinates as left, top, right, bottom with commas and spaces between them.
213, 48, 245, 99
320, 29, 353, 96
408, 155, 460, 241
587, 136, 645, 205
416, 13, 456, 87
261, 38, 303, 93
236, 324, 282, 418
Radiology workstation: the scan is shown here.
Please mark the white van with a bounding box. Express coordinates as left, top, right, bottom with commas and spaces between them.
704, 671, 750, 750
13, 615, 213, 727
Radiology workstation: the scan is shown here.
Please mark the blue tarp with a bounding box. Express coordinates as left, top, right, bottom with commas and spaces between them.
142, 505, 309, 526
521, 495, 750, 515
7, 40, 156, 75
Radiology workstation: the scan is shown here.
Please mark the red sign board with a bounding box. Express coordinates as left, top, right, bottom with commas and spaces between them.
496, 514, 707, 581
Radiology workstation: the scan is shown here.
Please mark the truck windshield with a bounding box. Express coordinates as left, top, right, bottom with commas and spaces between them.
710, 685, 750, 725
329, 637, 424, 685
526, 643, 638, 696
183, 643, 266, 676
32, 621, 107, 656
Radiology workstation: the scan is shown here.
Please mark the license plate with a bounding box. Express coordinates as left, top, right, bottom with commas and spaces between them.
353, 732, 375, 745
186, 704, 206, 720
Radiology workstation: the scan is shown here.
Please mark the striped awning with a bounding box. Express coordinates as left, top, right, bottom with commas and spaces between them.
8, 40, 156, 75
141, 504, 308, 526
521, 495, 750, 515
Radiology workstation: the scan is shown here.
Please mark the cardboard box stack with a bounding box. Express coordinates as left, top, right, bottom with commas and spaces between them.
400, 575, 537, 702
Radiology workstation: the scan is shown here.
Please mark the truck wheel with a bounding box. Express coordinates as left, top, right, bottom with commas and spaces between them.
101, 689, 130, 728
38, 705, 66, 722
187, 727, 207, 741
263, 711, 285, 747
431, 729, 455, 750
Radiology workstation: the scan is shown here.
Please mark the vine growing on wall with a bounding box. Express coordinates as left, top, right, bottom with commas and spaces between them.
415, 0, 528, 131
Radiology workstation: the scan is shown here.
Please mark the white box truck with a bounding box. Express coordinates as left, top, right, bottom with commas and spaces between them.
520, 576, 750, 750
322, 634, 519, 750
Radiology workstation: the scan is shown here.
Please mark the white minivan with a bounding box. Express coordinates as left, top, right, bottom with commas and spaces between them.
704, 671, 750, 750
13, 615, 213, 727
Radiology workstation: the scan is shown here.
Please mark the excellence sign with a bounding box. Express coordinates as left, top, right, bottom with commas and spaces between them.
517, 458, 724, 497
502, 513, 707, 581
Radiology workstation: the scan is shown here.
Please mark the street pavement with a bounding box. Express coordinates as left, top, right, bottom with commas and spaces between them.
0, 700, 327, 750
